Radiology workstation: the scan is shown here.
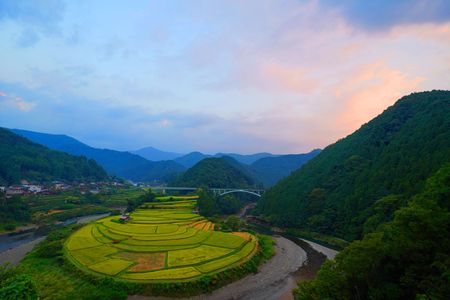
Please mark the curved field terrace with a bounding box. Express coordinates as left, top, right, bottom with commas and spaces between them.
64, 198, 258, 282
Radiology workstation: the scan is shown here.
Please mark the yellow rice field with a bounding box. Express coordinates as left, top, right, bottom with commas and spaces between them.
64, 197, 258, 282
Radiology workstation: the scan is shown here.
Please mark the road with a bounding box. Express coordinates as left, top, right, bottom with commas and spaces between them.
128, 236, 306, 300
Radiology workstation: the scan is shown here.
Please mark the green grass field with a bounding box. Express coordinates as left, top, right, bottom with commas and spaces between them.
64, 196, 258, 282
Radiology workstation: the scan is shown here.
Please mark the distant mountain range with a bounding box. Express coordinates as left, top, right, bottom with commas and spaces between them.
11, 129, 185, 183
0, 128, 108, 185
250, 150, 321, 187
172, 151, 321, 188
10, 129, 320, 187
131, 146, 183, 161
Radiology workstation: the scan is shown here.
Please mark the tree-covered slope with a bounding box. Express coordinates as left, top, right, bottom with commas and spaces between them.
251, 149, 321, 187
295, 163, 450, 299
172, 157, 257, 188
0, 128, 108, 184
258, 90, 450, 240
11, 129, 185, 182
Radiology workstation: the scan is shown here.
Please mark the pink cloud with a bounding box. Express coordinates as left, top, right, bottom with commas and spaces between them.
334, 61, 425, 132
0, 91, 6, 97
157, 119, 171, 128
14, 99, 36, 112
261, 63, 318, 94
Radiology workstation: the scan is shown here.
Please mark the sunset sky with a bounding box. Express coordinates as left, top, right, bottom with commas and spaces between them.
0, 0, 449, 154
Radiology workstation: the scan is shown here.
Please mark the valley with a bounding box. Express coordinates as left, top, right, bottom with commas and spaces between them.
1, 90, 449, 300
1, 1, 450, 298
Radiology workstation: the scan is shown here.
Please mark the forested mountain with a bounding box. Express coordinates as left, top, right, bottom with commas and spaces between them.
0, 128, 108, 185
174, 151, 275, 168
258, 90, 450, 240
251, 149, 321, 187
216, 152, 274, 164
131, 146, 183, 161
172, 157, 257, 188
295, 163, 450, 299
11, 129, 185, 182
174, 152, 210, 168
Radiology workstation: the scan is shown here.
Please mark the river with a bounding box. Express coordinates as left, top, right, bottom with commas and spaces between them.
0, 213, 110, 266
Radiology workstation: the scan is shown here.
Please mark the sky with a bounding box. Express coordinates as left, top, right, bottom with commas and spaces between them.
0, 0, 449, 154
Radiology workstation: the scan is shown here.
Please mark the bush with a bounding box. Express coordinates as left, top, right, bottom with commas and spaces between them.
34, 240, 64, 258
4, 224, 16, 231
0, 271, 38, 300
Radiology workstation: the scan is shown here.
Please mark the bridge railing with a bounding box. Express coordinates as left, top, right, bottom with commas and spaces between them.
148, 186, 265, 197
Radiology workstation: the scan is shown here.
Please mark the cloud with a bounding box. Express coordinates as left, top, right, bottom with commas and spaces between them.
0, 1, 449, 154
16, 28, 40, 47
14, 99, 36, 111
320, 0, 450, 31
0, 0, 65, 33
157, 119, 171, 128
0, 0, 65, 47
0, 91, 36, 112
334, 61, 425, 131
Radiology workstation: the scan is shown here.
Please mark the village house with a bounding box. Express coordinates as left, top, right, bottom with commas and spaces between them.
5, 185, 26, 197
23, 184, 43, 193
53, 182, 71, 191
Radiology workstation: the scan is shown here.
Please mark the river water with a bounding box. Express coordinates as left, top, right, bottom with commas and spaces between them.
0, 213, 110, 266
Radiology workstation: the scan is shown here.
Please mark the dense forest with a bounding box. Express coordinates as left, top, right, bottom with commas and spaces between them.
257, 91, 450, 240
295, 163, 450, 299
172, 156, 257, 188
12, 129, 185, 182
0, 128, 108, 185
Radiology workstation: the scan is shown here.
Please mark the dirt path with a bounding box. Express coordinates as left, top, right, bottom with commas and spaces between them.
128, 236, 306, 300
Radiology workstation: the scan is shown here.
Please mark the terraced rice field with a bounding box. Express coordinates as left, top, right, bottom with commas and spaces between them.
64, 198, 258, 282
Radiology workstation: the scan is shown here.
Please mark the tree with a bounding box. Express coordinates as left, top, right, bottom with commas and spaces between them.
0, 266, 38, 300
294, 164, 450, 300
197, 188, 216, 217
224, 215, 242, 231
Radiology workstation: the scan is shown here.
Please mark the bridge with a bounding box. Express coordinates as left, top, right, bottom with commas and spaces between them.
149, 186, 265, 197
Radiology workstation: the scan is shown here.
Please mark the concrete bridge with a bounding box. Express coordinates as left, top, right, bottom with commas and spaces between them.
149, 186, 265, 197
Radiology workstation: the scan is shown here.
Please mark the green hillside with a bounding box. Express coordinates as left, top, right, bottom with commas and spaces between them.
172, 157, 257, 188
258, 90, 450, 240
295, 163, 450, 299
0, 128, 108, 185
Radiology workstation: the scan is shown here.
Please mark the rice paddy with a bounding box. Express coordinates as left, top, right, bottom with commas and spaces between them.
64, 196, 258, 282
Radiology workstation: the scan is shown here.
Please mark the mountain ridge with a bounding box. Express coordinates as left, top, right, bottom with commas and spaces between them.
131, 146, 183, 161
0, 128, 108, 185
172, 156, 258, 188
11, 129, 185, 183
